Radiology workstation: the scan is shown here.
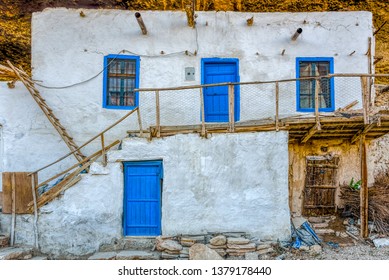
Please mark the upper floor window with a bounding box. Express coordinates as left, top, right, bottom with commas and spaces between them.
103, 55, 140, 109
296, 57, 334, 112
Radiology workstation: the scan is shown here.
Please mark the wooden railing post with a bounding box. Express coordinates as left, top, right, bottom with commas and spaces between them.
155, 90, 161, 137
360, 76, 369, 125
10, 173, 16, 246
314, 78, 321, 130
228, 84, 235, 132
136, 107, 144, 137
30, 172, 39, 249
200, 87, 206, 137
100, 133, 107, 166
275, 82, 279, 132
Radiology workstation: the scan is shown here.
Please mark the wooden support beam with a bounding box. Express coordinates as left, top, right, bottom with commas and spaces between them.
314, 79, 321, 129
228, 84, 235, 133
360, 135, 369, 238
374, 56, 383, 65
351, 123, 375, 144
275, 82, 279, 131
373, 21, 387, 36
136, 107, 144, 138
100, 134, 107, 166
155, 90, 161, 138
30, 173, 39, 249
200, 87, 206, 137
10, 173, 16, 246
360, 76, 369, 124
135, 12, 147, 35
301, 124, 319, 143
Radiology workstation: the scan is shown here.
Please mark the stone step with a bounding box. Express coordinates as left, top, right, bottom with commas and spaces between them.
99, 237, 156, 252
88, 250, 160, 260
0, 246, 34, 260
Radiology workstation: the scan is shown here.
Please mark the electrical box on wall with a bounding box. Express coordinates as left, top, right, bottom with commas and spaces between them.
185, 67, 195, 81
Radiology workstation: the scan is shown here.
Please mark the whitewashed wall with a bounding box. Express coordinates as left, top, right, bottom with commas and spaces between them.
0, 132, 290, 257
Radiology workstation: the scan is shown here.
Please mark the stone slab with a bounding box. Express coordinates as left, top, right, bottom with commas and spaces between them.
189, 244, 223, 260
227, 238, 250, 245
88, 251, 117, 260
116, 250, 158, 260
0, 247, 33, 260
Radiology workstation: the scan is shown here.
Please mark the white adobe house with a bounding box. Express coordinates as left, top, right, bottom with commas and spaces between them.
0, 8, 388, 257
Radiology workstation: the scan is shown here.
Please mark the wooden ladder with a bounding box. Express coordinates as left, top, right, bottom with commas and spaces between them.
6, 61, 86, 162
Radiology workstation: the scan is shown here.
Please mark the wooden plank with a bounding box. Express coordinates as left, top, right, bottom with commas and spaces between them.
228, 84, 235, 132
301, 124, 319, 143
2, 172, 34, 214
351, 123, 375, 144
275, 82, 279, 131
360, 135, 369, 238
30, 173, 39, 249
155, 90, 161, 138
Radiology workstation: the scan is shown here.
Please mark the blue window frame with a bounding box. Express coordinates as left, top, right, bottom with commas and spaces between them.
103, 54, 140, 109
296, 57, 334, 112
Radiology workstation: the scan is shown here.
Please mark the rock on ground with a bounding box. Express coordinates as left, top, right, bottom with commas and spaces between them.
189, 244, 223, 260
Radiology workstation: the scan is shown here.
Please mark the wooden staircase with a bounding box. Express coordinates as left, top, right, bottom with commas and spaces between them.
2, 61, 86, 162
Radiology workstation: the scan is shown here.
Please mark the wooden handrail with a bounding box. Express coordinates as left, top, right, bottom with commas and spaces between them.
29, 108, 138, 175
134, 73, 389, 92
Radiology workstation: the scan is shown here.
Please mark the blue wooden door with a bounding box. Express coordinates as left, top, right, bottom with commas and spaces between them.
202, 59, 240, 122
123, 161, 162, 236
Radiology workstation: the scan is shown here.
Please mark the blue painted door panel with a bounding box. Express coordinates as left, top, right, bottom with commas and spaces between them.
123, 161, 162, 236
203, 61, 239, 122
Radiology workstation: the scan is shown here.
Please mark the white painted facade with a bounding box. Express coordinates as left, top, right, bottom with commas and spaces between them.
0, 9, 383, 257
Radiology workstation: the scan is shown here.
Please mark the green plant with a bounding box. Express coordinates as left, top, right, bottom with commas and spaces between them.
349, 177, 361, 190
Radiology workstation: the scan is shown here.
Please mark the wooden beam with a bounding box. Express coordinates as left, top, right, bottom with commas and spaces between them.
275, 82, 279, 131
136, 107, 144, 138
374, 56, 383, 65
360, 134, 369, 238
155, 90, 161, 138
30, 173, 39, 249
200, 87, 206, 137
10, 173, 16, 246
135, 12, 147, 35
100, 134, 107, 166
228, 84, 235, 132
314, 79, 321, 129
301, 124, 319, 143
351, 123, 375, 144
360, 76, 369, 124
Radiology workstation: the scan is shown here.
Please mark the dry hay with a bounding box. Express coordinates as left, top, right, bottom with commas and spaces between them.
340, 170, 389, 235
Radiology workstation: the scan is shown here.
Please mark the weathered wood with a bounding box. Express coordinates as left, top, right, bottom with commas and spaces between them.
199, 87, 206, 137
360, 135, 369, 238
301, 124, 319, 143
30, 172, 39, 249
275, 82, 279, 131
367, 37, 372, 107
228, 84, 235, 132
35, 140, 120, 190
155, 90, 161, 138
100, 134, 107, 166
336, 100, 359, 112
360, 76, 369, 124
351, 123, 375, 144
27, 155, 100, 211
10, 173, 16, 246
136, 107, 144, 137
314, 79, 321, 129
2, 172, 35, 214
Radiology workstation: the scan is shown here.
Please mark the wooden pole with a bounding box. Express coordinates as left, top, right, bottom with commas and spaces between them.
30, 173, 39, 249
10, 173, 16, 246
136, 107, 144, 137
135, 12, 148, 35
360, 76, 369, 125
367, 37, 372, 107
200, 87, 206, 137
155, 90, 161, 138
228, 84, 235, 133
360, 134, 369, 238
275, 82, 279, 132
314, 79, 321, 130
100, 133, 107, 166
